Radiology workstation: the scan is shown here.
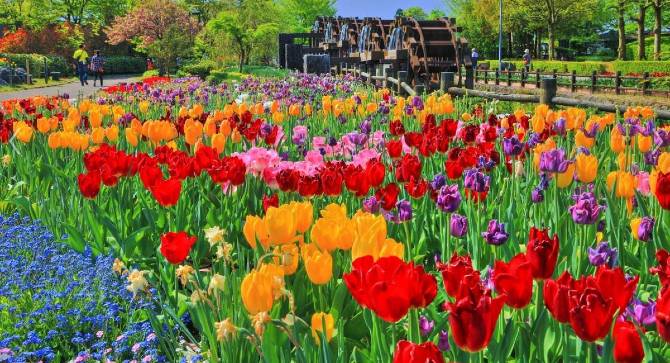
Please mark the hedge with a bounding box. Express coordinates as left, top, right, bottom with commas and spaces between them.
488, 59, 670, 75
0, 53, 72, 76
0, 53, 146, 76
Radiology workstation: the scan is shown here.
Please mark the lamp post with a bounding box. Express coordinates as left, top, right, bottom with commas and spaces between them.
498, 0, 503, 71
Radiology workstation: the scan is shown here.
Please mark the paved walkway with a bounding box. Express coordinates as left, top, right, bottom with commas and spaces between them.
0, 74, 140, 101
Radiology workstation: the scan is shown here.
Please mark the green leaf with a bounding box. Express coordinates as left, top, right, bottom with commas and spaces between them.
63, 224, 87, 253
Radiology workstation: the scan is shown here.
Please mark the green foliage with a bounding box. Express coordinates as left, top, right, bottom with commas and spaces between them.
142, 69, 160, 78
427, 8, 447, 20
104, 56, 145, 74
277, 0, 336, 32
402, 6, 428, 20
180, 59, 218, 78
488, 59, 670, 75
206, 69, 228, 84
611, 60, 670, 75
626, 36, 670, 61
0, 53, 73, 76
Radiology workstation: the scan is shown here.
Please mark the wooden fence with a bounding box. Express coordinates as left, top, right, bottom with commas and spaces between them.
470, 68, 670, 97
336, 65, 670, 120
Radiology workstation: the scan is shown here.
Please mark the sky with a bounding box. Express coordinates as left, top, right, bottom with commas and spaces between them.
335, 0, 449, 19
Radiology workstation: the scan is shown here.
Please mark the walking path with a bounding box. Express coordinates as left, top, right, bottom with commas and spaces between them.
0, 74, 140, 101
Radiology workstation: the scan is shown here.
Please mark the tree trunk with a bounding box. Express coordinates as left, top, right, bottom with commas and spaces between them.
508, 32, 513, 58
617, 0, 627, 60
636, 4, 647, 60
547, 23, 555, 60
536, 29, 542, 58
653, 0, 662, 60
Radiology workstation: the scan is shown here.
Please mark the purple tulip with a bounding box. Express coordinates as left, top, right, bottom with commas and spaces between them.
463, 168, 490, 193
588, 241, 618, 267
450, 213, 468, 238
654, 129, 670, 147
362, 196, 380, 214
481, 219, 509, 245
644, 149, 660, 166
627, 298, 656, 326
531, 188, 544, 203
539, 148, 572, 173
553, 118, 566, 135
502, 136, 524, 156
419, 316, 434, 336
437, 330, 450, 352
431, 174, 447, 191
637, 216, 655, 242
292, 125, 308, 145
569, 190, 604, 225
436, 184, 461, 213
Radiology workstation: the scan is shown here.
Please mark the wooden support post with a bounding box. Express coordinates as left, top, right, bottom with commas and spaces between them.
615, 71, 622, 95
571, 70, 577, 93
398, 71, 408, 95
414, 84, 425, 95
465, 68, 474, 89
541, 78, 557, 107
495, 69, 500, 85
591, 71, 597, 94
484, 70, 488, 84
552, 69, 557, 79
458, 66, 463, 87
440, 72, 454, 93
642, 72, 650, 95
521, 69, 526, 87
368, 64, 375, 85
507, 70, 512, 86
26, 60, 31, 84
44, 57, 48, 84
384, 68, 393, 90
535, 70, 540, 88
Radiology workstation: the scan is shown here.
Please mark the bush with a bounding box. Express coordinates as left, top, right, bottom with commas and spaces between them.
626, 36, 670, 60
103, 56, 145, 74
206, 69, 228, 84
610, 61, 670, 75
0, 53, 73, 76
142, 69, 160, 78
180, 59, 217, 79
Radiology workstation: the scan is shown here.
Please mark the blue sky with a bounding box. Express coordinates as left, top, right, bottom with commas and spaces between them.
335, 0, 450, 18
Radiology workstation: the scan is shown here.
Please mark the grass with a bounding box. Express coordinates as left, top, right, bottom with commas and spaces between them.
0, 77, 77, 93
626, 35, 670, 60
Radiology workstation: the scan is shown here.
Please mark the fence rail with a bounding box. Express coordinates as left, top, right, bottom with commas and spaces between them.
336, 65, 670, 120
470, 68, 670, 97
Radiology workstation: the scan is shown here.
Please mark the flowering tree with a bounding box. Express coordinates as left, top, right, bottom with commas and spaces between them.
105, 0, 200, 73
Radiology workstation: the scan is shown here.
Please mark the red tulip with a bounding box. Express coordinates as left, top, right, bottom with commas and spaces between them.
446, 283, 505, 352
395, 154, 422, 183
650, 248, 670, 289
613, 320, 644, 363
543, 271, 578, 323
386, 139, 403, 158
526, 227, 559, 279
375, 183, 400, 211
365, 158, 385, 188
655, 172, 670, 210
77, 171, 102, 199
389, 120, 405, 136
343, 256, 437, 323
568, 285, 617, 342
343, 165, 370, 197
160, 231, 197, 264
150, 177, 182, 207
405, 177, 428, 199
224, 156, 247, 186
139, 164, 164, 189
594, 266, 639, 313
262, 194, 279, 212
298, 174, 321, 197
493, 253, 534, 309
437, 253, 480, 298
320, 167, 343, 196
656, 287, 670, 343
444, 159, 464, 180
392, 340, 445, 363
276, 168, 300, 192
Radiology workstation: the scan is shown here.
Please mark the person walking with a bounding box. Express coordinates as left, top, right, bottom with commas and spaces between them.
73, 44, 89, 86
90, 50, 105, 87
471, 48, 479, 70
522, 49, 532, 72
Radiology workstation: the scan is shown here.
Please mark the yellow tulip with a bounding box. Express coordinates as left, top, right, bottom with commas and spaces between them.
637, 134, 652, 153
610, 127, 625, 154
461, 113, 472, 122
105, 125, 119, 143
311, 312, 335, 343
273, 243, 299, 275
301, 244, 332, 285
290, 201, 313, 234
575, 153, 598, 183
243, 215, 270, 250
657, 152, 670, 174
91, 127, 105, 144
125, 128, 139, 147
139, 100, 150, 114
36, 117, 51, 134
265, 204, 297, 245
13, 122, 33, 143
89, 111, 103, 128
211, 133, 226, 153
574, 130, 594, 149
48, 133, 61, 149
617, 153, 633, 171
606, 171, 637, 199
320, 203, 348, 220
240, 264, 284, 314
556, 163, 575, 188
629, 218, 642, 240
311, 216, 355, 252
272, 112, 285, 124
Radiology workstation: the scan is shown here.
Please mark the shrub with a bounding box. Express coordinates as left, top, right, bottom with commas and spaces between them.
180, 59, 217, 79
143, 69, 160, 78
0, 214, 163, 361
103, 56, 146, 74
0, 53, 73, 76
206, 69, 228, 84
610, 61, 670, 75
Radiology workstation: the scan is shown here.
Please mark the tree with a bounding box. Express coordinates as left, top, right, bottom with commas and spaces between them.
507, 0, 598, 60
278, 0, 336, 32
207, 0, 280, 71
403, 6, 428, 20
394, 8, 404, 17
105, 0, 200, 73
629, 0, 651, 59
651, 0, 669, 60
428, 8, 446, 20
614, 0, 628, 60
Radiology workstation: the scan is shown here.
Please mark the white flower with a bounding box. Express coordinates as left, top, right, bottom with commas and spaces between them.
204, 226, 225, 246
208, 273, 226, 294
126, 270, 148, 296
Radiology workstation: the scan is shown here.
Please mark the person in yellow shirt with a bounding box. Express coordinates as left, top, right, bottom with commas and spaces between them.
73, 44, 89, 86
